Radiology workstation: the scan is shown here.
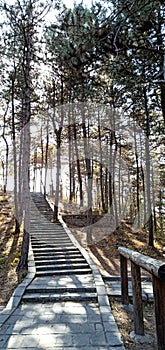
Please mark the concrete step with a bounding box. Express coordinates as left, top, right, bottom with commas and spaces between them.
32, 243, 74, 248
33, 250, 81, 257
35, 258, 87, 265
31, 237, 71, 242
31, 230, 67, 235
36, 263, 89, 271
31, 232, 67, 235
35, 254, 82, 262
22, 292, 97, 303
25, 285, 96, 293
35, 268, 92, 276
30, 229, 61, 233
31, 233, 67, 237
32, 247, 78, 253
33, 252, 82, 259
32, 238, 69, 242
31, 240, 72, 245
31, 225, 62, 228
31, 239, 69, 242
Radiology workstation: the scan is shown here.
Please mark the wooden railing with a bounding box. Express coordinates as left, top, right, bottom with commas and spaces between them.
118, 246, 165, 350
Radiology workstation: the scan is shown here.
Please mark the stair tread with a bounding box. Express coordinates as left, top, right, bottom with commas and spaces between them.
35, 269, 92, 276
34, 246, 76, 253
26, 287, 96, 293
34, 253, 82, 257
30, 194, 93, 288
35, 259, 86, 264
22, 293, 97, 302
36, 264, 89, 271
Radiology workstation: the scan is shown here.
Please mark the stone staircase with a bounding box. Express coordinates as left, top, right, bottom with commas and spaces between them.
22, 193, 98, 303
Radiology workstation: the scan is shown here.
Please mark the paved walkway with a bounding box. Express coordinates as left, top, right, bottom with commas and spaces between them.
0, 193, 125, 350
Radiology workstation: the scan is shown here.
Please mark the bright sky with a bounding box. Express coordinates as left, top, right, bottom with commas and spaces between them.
63, 0, 93, 7
1, 0, 94, 24
4, 0, 93, 7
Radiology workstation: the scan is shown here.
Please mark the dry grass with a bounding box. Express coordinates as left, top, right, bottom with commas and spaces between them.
0, 192, 24, 306
64, 213, 165, 350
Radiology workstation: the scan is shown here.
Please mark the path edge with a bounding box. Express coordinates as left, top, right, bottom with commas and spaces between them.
0, 240, 36, 327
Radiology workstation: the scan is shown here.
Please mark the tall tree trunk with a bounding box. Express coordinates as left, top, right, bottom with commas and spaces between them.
11, 73, 20, 234
98, 122, 105, 213
141, 164, 147, 227
17, 14, 31, 270
158, 189, 164, 234
68, 116, 73, 203
52, 77, 64, 221
118, 139, 121, 217
53, 128, 62, 221
143, 87, 154, 247
134, 123, 140, 229
82, 111, 93, 239
104, 166, 108, 213
18, 117, 23, 222
112, 131, 119, 228
40, 127, 44, 193
2, 104, 9, 193
151, 163, 157, 233
157, 8, 165, 125
73, 121, 83, 207
33, 148, 37, 192
44, 122, 49, 199
109, 130, 114, 215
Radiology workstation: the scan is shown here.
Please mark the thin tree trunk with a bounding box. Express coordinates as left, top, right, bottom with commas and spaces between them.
143, 87, 154, 247
151, 163, 157, 233
118, 139, 121, 217
141, 164, 147, 227
68, 118, 73, 203
11, 73, 20, 234
159, 189, 163, 234
112, 131, 119, 228
157, 8, 165, 125
105, 166, 108, 213
2, 104, 9, 193
44, 122, 49, 198
98, 122, 105, 213
17, 15, 31, 270
109, 130, 114, 215
40, 127, 44, 193
33, 148, 37, 192
73, 121, 83, 207
53, 128, 62, 221
134, 124, 140, 229
82, 116, 93, 229
52, 77, 64, 221
18, 118, 23, 222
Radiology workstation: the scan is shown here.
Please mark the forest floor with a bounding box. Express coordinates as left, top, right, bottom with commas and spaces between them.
0, 194, 165, 350
61, 201, 165, 350
0, 192, 25, 309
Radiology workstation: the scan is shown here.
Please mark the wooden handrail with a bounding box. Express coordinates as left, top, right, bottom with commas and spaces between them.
118, 246, 165, 280
118, 246, 165, 350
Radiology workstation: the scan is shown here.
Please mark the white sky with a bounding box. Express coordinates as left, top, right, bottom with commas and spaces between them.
4, 0, 93, 7
0, 0, 94, 24
63, 0, 93, 7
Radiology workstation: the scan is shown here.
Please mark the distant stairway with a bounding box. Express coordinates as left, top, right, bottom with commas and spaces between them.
22, 192, 97, 303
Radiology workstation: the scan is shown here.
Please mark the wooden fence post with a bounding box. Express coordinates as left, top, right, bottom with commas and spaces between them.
118, 246, 165, 345
131, 261, 144, 335
120, 254, 129, 305
152, 276, 165, 350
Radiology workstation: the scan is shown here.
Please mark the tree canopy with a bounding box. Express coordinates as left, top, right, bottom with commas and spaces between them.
0, 0, 164, 269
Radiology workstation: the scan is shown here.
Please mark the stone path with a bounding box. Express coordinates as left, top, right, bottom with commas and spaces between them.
0, 193, 125, 349
103, 276, 153, 302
